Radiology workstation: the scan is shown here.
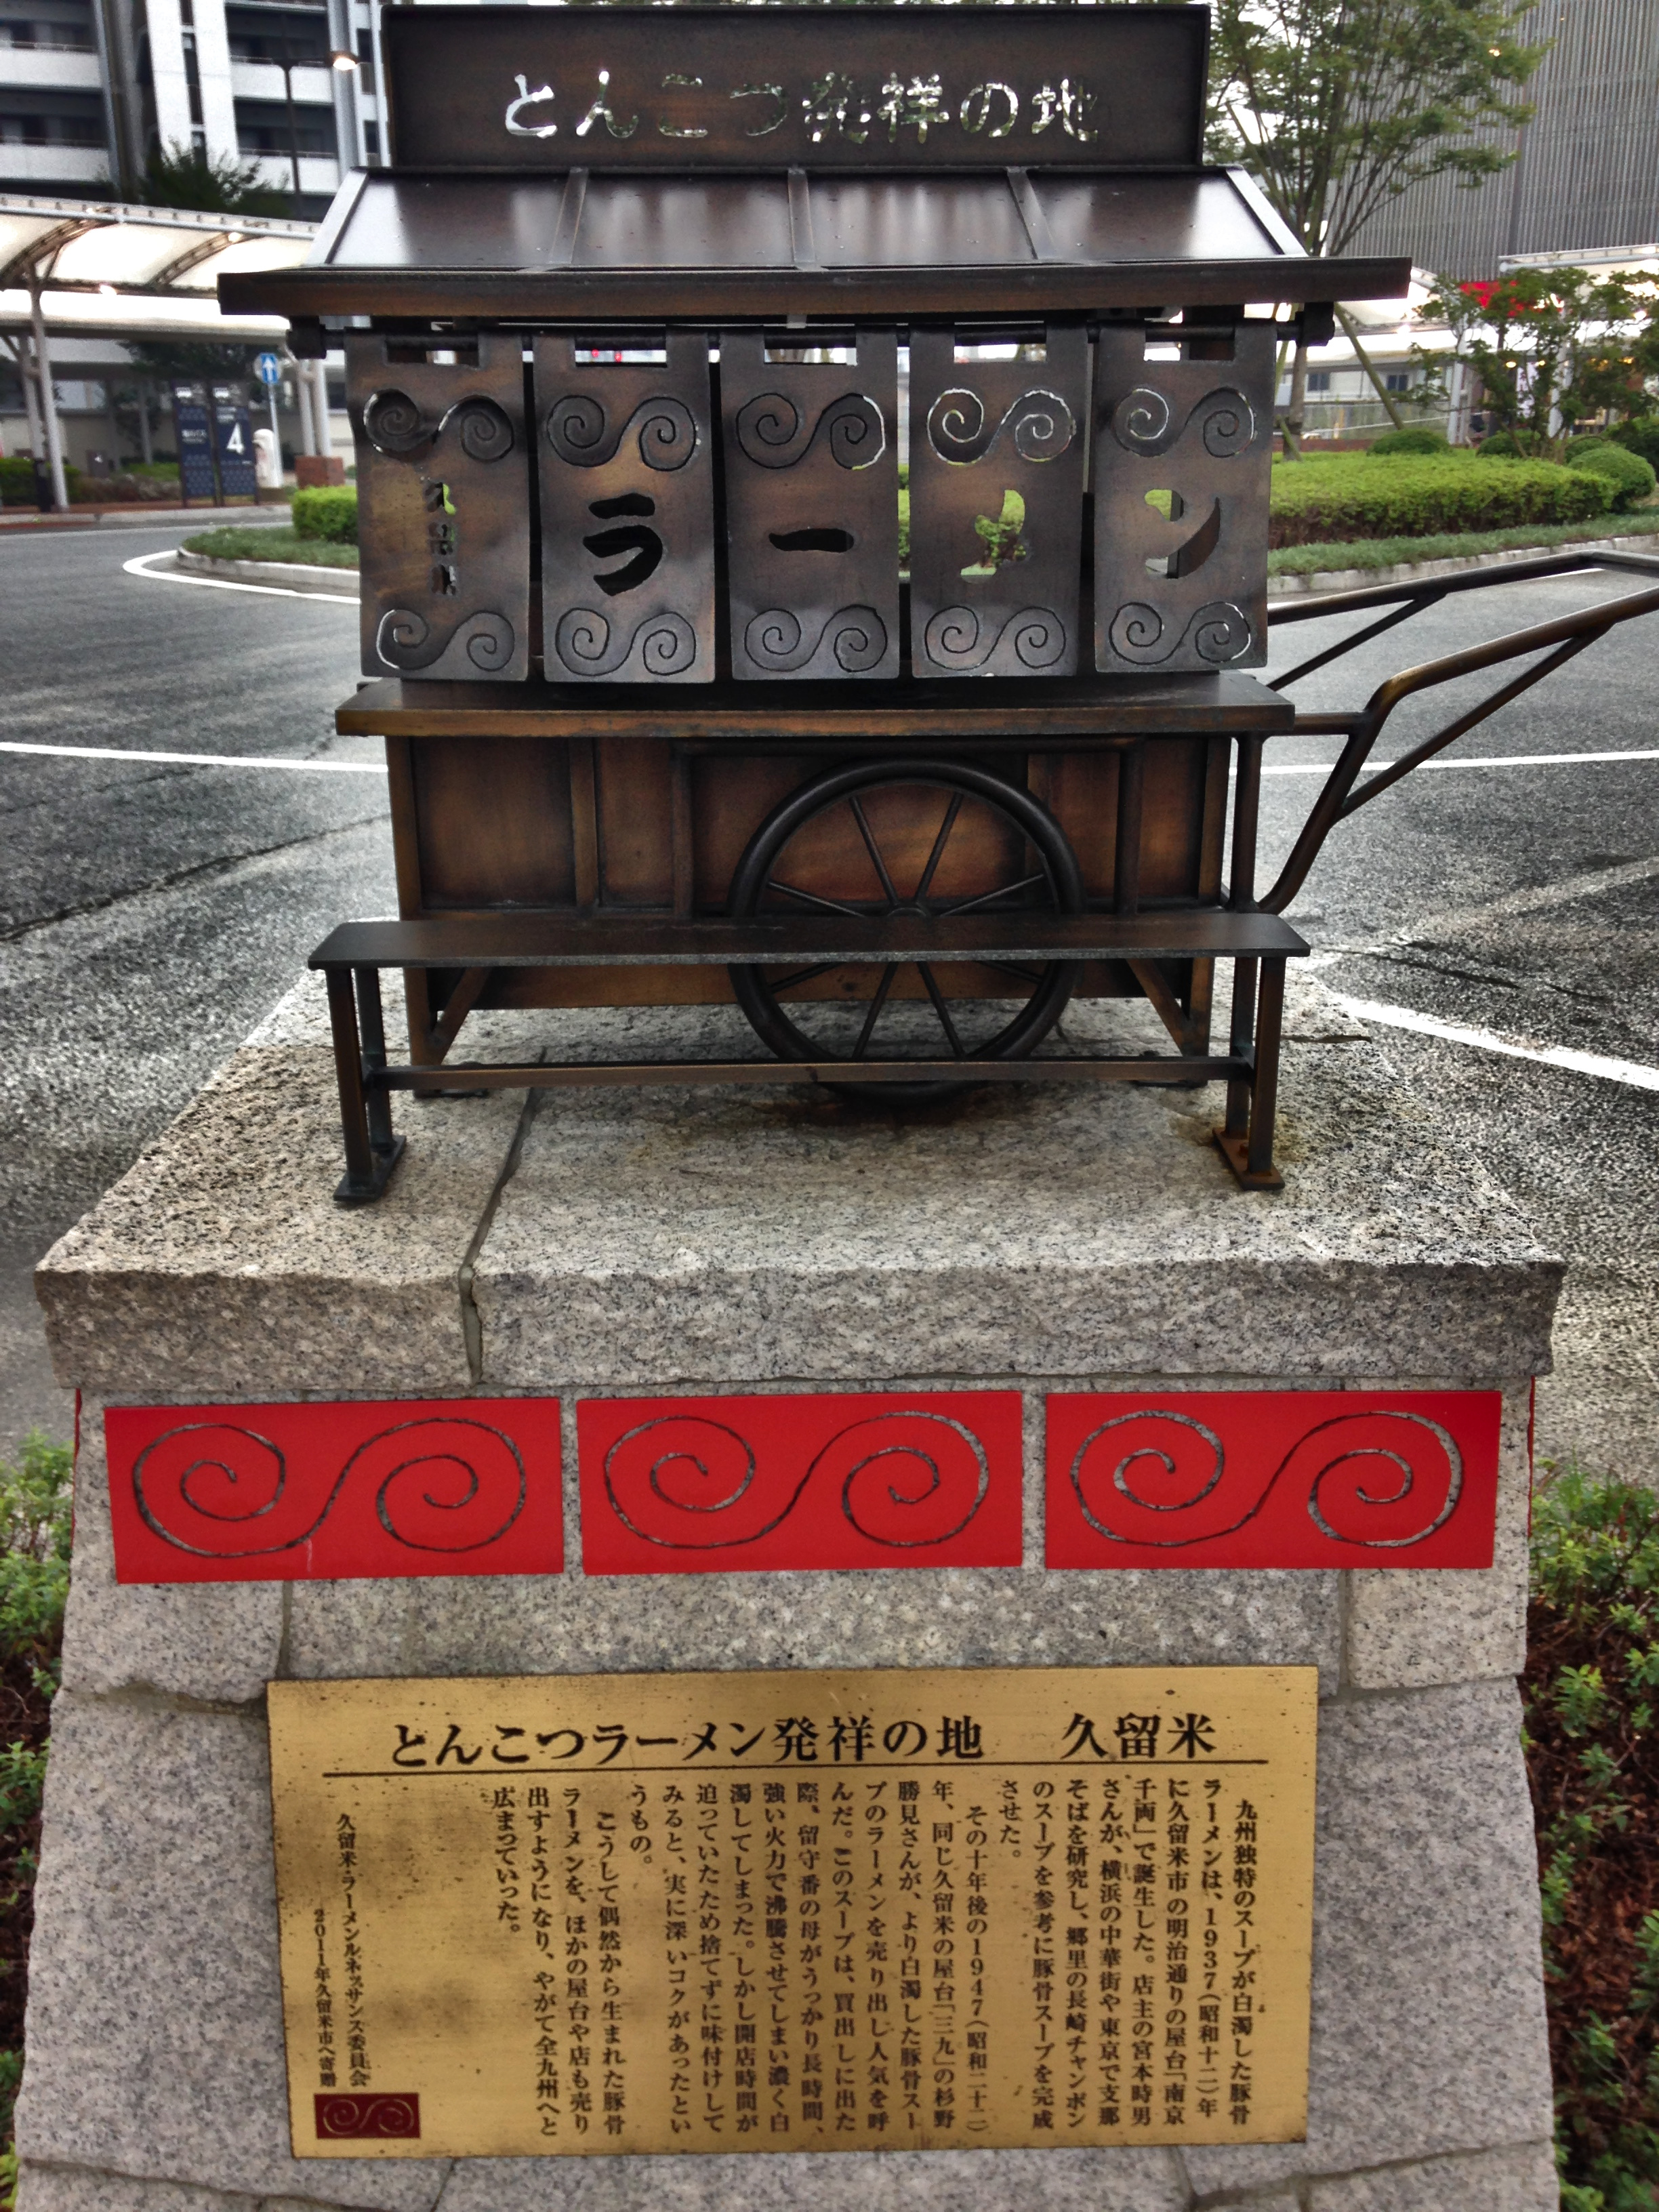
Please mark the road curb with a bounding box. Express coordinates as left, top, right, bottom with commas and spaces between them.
1267, 531, 1659, 602
176, 547, 359, 590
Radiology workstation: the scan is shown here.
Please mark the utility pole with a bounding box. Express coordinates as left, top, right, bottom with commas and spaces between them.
28, 283, 68, 511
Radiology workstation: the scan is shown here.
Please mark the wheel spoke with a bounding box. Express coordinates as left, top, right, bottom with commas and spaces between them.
849, 796, 901, 908
917, 964, 966, 1059
767, 962, 842, 994
763, 877, 867, 919
852, 963, 899, 1059
937, 870, 1048, 918
914, 792, 964, 906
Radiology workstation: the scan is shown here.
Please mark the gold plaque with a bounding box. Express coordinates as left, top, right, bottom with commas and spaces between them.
268, 1666, 1316, 2158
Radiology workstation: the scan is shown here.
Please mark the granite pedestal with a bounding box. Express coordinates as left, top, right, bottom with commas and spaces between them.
19, 975, 1560, 2211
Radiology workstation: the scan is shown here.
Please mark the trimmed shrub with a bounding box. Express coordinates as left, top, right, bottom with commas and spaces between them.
1366, 425, 1450, 456
1269, 452, 1610, 547
0, 455, 80, 506
1477, 430, 1526, 457
1611, 416, 1659, 471
1567, 440, 1657, 511
292, 485, 358, 544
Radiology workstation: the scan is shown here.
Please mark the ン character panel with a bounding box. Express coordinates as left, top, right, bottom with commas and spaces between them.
1092, 319, 1275, 675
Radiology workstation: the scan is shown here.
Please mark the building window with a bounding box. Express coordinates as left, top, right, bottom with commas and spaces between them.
1307, 371, 1331, 393
1384, 371, 1409, 392
363, 119, 379, 161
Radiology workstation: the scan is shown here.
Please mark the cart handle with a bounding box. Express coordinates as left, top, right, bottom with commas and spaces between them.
1260, 551, 1659, 915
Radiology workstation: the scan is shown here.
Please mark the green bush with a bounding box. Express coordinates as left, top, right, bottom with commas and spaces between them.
291, 485, 358, 544
1477, 430, 1528, 457
1366, 425, 1450, 456
1528, 1469, 1659, 2209
1269, 451, 1610, 546
1566, 441, 1657, 511
0, 456, 80, 506
1611, 417, 1659, 471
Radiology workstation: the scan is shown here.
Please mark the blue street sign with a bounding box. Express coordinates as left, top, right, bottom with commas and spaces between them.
255, 351, 282, 388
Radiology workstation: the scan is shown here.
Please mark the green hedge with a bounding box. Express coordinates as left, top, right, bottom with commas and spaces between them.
1366, 425, 1450, 456
291, 485, 358, 544
1565, 440, 1657, 512
1269, 452, 1610, 547
0, 455, 79, 505
1611, 417, 1659, 470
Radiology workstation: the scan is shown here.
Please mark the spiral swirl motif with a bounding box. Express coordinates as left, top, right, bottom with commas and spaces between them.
1107, 600, 1251, 668
442, 396, 514, 464
314, 2093, 419, 2140
375, 609, 516, 674
330, 1417, 527, 1553
1071, 1406, 1465, 1551
1109, 385, 1256, 459
922, 605, 1067, 674
132, 1421, 321, 1557
1069, 1412, 1229, 1548
743, 605, 886, 674
604, 1415, 806, 1549
554, 607, 697, 679
735, 390, 885, 471
819, 1413, 989, 1549
362, 387, 428, 456
926, 386, 1076, 466
1291, 1412, 1465, 1548
546, 395, 697, 472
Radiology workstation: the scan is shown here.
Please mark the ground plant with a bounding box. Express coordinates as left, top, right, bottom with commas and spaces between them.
1267, 507, 1659, 577
1269, 450, 1612, 546
0, 1434, 72, 2205
184, 525, 359, 569
1527, 1470, 1659, 2209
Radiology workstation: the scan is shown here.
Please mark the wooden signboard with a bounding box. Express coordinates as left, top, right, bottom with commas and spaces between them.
269, 1664, 1316, 2156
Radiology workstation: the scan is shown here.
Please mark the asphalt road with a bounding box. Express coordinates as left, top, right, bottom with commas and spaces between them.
0, 531, 1654, 1477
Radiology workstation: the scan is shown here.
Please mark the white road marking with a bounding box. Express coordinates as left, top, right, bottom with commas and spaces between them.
121, 549, 357, 605
1263, 749, 1659, 774
1330, 994, 1659, 1093
1312, 853, 1659, 954
0, 740, 385, 775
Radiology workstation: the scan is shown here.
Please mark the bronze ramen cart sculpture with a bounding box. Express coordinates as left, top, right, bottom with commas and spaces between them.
222, 4, 1659, 1202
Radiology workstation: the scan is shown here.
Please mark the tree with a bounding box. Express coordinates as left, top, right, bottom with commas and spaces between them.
123, 141, 291, 220
1208, 0, 1548, 447
1414, 268, 1659, 455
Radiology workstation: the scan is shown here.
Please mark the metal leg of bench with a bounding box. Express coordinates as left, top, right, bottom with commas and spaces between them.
1221, 954, 1256, 1140
1214, 956, 1286, 1191
325, 964, 405, 1205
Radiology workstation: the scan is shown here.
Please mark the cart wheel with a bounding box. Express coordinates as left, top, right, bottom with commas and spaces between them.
727, 758, 1084, 1103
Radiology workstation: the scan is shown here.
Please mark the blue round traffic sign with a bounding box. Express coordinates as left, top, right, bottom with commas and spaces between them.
255, 351, 282, 388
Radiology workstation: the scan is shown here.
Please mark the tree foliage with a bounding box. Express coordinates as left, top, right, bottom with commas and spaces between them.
1416, 268, 1659, 455
1207, 0, 1547, 255
125, 140, 291, 220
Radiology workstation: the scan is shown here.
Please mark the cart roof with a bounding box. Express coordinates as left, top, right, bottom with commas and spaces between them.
221, 5, 1410, 323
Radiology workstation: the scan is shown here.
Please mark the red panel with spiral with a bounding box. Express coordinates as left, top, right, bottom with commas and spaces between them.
1045, 1389, 1502, 1569
577, 1391, 1023, 1574
104, 1397, 562, 1582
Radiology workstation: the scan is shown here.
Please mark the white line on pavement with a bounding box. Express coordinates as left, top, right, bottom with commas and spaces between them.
1329, 993, 1659, 1092
0, 740, 386, 774
121, 549, 357, 605
1263, 748, 1659, 774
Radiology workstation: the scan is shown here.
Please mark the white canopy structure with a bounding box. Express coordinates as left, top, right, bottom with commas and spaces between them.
0, 193, 314, 506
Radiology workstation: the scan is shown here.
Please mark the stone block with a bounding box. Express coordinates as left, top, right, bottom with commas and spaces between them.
58, 1403, 283, 1704
434, 2145, 1189, 2212
35, 1046, 529, 1403
1344, 1385, 1533, 1692
1183, 1679, 1552, 2196
15, 1694, 451, 2212
1307, 2136, 1557, 2211
471, 996, 1559, 1391
16, 2170, 310, 2212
